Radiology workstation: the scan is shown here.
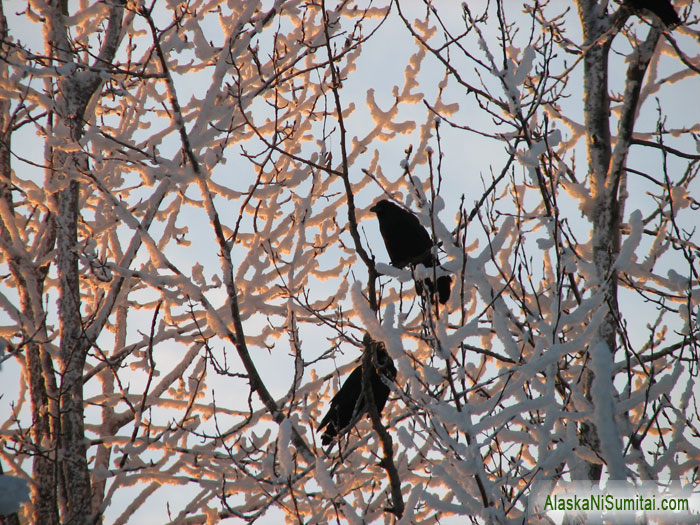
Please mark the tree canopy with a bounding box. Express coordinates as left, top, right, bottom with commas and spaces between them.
0, 1, 699, 523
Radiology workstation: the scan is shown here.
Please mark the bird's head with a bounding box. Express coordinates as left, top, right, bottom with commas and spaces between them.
369, 199, 394, 215
375, 344, 397, 381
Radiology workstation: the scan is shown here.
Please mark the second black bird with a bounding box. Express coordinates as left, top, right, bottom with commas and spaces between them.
370, 199, 451, 304
318, 343, 396, 446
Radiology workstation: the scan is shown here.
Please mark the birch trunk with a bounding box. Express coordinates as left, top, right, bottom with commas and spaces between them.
577, 0, 662, 482
578, 1, 614, 481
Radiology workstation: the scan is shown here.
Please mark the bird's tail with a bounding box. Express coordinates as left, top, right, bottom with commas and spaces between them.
420, 274, 452, 305
437, 275, 451, 305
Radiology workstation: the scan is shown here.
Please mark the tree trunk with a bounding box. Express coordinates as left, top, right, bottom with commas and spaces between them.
578, 0, 617, 483
56, 174, 92, 522
0, 3, 60, 522
577, 0, 661, 483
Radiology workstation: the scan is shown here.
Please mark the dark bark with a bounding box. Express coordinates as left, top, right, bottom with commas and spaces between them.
56, 175, 92, 521
361, 340, 404, 518
0, 3, 60, 522
41, 0, 126, 521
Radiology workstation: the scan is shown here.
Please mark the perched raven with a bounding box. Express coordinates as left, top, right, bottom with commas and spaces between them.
318, 343, 396, 446
626, 0, 680, 27
370, 199, 451, 304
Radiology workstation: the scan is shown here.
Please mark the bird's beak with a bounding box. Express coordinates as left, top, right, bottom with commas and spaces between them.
370, 204, 378, 213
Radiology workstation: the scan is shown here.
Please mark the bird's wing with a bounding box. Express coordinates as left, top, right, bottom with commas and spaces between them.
378, 206, 434, 267
318, 365, 362, 432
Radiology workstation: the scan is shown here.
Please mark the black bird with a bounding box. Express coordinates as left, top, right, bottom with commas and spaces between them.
625, 0, 680, 27
318, 343, 396, 446
370, 199, 451, 304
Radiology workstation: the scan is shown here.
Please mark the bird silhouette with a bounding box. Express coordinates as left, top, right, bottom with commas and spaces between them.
625, 0, 680, 27
370, 199, 451, 304
318, 342, 396, 446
